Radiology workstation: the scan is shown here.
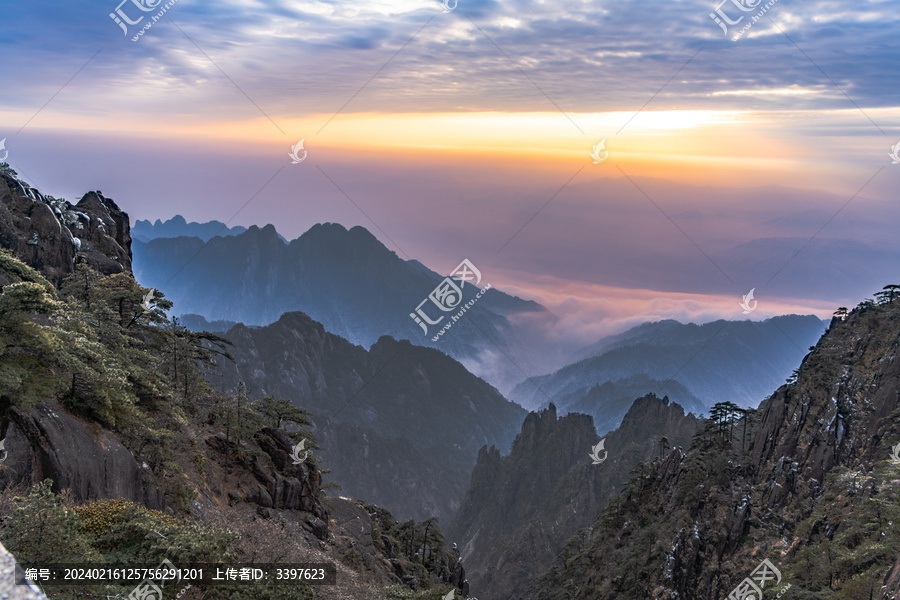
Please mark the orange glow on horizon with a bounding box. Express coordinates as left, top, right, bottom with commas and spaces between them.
0, 106, 894, 192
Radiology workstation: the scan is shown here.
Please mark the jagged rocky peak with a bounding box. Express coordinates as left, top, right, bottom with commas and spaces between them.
244, 222, 282, 242
519, 402, 557, 436
617, 393, 695, 436
449, 394, 701, 600
132, 214, 251, 242
291, 221, 396, 259
0, 173, 132, 285
512, 402, 593, 452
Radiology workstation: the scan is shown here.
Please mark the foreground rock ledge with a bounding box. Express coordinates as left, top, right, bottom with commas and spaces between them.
0, 541, 49, 600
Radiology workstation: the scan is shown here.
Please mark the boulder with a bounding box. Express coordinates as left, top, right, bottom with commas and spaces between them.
0, 174, 132, 286
0, 402, 164, 509
0, 541, 49, 600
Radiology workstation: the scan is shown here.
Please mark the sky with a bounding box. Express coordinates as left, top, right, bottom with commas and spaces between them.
1, 0, 899, 344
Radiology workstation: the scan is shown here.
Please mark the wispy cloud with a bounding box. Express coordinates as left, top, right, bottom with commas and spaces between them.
2, 0, 899, 121
1, 0, 897, 338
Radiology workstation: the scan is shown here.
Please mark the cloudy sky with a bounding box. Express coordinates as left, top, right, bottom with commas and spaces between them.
1, 0, 898, 342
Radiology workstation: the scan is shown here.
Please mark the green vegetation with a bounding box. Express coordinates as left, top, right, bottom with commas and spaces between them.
0, 253, 322, 598
252, 395, 313, 436
360, 501, 459, 590
0, 249, 458, 599
691, 401, 758, 454
0, 480, 312, 600
783, 462, 900, 599
0, 162, 21, 181
1, 252, 221, 431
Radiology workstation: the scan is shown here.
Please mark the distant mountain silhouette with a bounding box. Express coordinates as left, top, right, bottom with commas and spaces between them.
133, 215, 287, 243
133, 222, 557, 393
511, 316, 826, 432
178, 313, 238, 333
133, 215, 247, 242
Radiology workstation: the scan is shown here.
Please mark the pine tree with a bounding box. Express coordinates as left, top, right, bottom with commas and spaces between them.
252, 396, 313, 432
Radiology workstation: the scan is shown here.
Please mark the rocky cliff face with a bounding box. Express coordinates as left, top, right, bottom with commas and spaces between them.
0, 401, 164, 509
447, 395, 700, 600
526, 298, 900, 599
0, 176, 157, 511
203, 426, 329, 535
0, 399, 334, 539
0, 180, 159, 513
0, 172, 131, 286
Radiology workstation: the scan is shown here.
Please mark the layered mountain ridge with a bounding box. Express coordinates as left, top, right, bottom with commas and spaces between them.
0, 170, 477, 600
132, 221, 560, 394
512, 316, 826, 433
525, 296, 900, 599
132, 214, 250, 242
208, 311, 528, 522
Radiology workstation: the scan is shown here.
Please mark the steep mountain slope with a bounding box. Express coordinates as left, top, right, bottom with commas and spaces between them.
0, 176, 473, 600
0, 216, 336, 597
207, 311, 527, 522
447, 396, 700, 600
525, 295, 900, 599
511, 316, 826, 422
131, 222, 557, 393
